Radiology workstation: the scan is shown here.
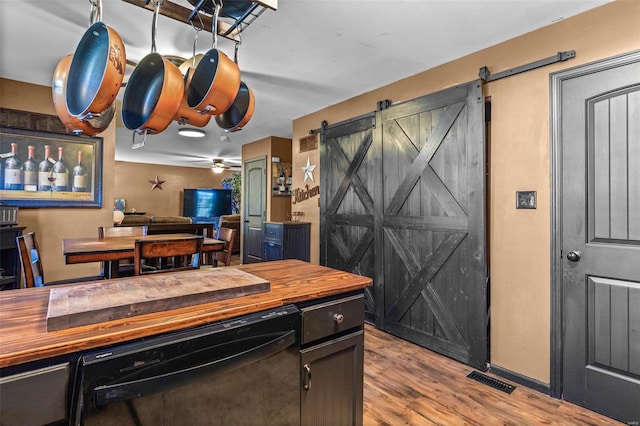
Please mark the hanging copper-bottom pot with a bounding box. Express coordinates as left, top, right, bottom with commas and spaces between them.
121, 52, 184, 135
187, 48, 241, 116
178, 54, 203, 75
66, 21, 126, 119
52, 54, 114, 136
174, 66, 211, 128
215, 81, 255, 132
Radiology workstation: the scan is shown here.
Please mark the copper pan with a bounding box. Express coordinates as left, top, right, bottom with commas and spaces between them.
121, 52, 184, 135
178, 54, 203, 75
174, 64, 211, 128
215, 81, 255, 132
187, 48, 240, 116
52, 54, 114, 136
66, 21, 126, 119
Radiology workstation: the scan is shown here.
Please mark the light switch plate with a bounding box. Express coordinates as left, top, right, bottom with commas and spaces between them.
516, 191, 536, 209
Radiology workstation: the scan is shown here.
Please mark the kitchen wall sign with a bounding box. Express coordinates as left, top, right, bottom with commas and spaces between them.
292, 184, 319, 205
292, 157, 319, 204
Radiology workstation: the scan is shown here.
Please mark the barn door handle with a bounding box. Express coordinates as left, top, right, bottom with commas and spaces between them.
566, 251, 581, 262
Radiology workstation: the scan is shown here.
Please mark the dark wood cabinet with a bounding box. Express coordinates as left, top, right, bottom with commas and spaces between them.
300, 331, 364, 425
263, 221, 310, 262
0, 226, 25, 290
299, 293, 365, 426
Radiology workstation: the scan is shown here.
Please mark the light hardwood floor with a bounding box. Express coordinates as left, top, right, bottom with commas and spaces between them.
363, 325, 621, 426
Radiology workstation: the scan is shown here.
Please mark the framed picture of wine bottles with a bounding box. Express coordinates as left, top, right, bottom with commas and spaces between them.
0, 127, 102, 207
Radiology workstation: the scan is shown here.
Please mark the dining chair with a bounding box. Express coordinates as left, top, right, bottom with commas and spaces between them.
133, 236, 204, 275
211, 227, 237, 267
98, 225, 150, 277
16, 232, 102, 288
98, 225, 148, 238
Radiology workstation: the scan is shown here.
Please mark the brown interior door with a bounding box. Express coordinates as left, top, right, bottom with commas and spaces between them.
556, 51, 640, 423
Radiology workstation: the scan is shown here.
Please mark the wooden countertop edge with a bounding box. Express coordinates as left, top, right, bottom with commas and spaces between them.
0, 260, 372, 369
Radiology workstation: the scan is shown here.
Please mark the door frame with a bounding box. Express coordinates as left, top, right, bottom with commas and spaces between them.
549, 50, 640, 399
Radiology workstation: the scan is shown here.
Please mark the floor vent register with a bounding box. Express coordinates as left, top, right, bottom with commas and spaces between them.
466, 370, 516, 394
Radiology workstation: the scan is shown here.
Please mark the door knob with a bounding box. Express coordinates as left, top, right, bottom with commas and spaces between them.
566, 251, 581, 262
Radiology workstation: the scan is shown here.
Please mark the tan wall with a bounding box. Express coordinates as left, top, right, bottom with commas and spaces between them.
113, 161, 232, 216
291, 0, 640, 384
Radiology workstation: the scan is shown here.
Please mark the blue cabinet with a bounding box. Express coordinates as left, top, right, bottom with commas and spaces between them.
263, 222, 310, 262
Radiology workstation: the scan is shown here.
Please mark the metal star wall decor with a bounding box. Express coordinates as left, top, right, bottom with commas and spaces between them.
149, 176, 165, 190
302, 157, 317, 183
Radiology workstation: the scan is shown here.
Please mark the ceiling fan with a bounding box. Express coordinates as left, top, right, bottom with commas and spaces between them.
212, 158, 241, 173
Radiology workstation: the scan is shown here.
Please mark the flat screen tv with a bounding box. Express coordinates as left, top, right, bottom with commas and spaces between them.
183, 188, 232, 223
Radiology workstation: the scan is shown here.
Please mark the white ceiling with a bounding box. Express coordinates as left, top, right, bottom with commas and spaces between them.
1, 0, 612, 169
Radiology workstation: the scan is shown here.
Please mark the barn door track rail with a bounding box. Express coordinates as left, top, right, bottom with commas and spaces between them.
479, 50, 575, 82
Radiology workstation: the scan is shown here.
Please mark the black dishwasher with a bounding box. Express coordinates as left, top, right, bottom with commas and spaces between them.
72, 305, 300, 426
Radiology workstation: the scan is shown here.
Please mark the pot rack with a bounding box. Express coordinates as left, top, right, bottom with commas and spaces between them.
122, 0, 277, 41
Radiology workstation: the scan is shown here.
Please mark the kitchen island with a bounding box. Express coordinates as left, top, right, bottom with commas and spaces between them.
0, 260, 372, 425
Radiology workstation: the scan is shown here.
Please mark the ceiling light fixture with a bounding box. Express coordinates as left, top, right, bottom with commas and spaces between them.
178, 128, 206, 138
212, 159, 226, 174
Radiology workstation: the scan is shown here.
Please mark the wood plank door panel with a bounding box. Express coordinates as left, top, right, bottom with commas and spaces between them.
321, 114, 378, 323
555, 51, 640, 423
321, 81, 487, 369
379, 82, 486, 368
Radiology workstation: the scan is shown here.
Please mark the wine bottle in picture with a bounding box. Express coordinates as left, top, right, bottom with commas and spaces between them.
23, 145, 38, 191
52, 146, 69, 192
4, 142, 23, 190
72, 150, 88, 192
38, 145, 54, 191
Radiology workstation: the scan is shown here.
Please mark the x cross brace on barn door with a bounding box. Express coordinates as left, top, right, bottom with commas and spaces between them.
382, 101, 470, 351
325, 131, 375, 273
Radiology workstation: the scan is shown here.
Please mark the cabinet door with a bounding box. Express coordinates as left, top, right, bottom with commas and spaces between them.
263, 241, 283, 261
300, 330, 363, 426
282, 223, 310, 261
0, 362, 70, 425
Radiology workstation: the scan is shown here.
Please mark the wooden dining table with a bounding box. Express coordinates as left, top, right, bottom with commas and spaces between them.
63, 233, 226, 279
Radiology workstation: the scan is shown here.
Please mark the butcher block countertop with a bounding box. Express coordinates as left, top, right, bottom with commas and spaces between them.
0, 260, 372, 369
